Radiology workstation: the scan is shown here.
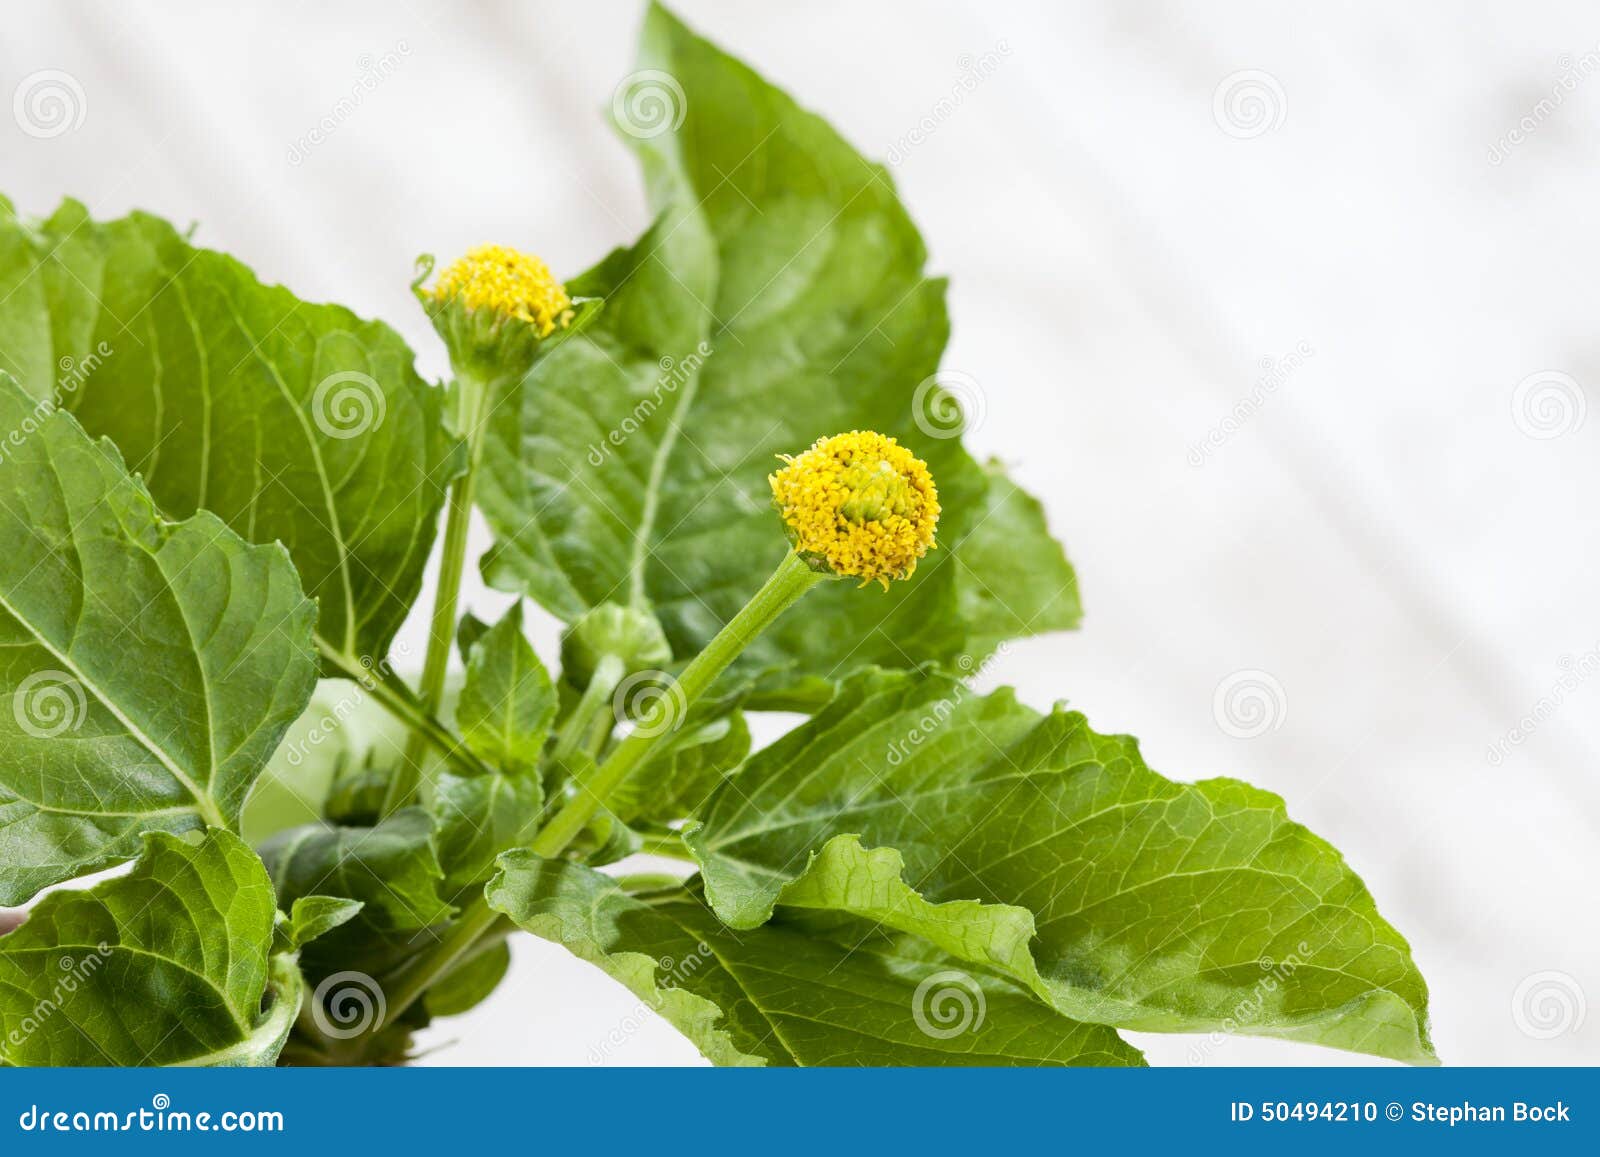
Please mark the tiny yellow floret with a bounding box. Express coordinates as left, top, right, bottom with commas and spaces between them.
430, 244, 574, 337
770, 430, 940, 588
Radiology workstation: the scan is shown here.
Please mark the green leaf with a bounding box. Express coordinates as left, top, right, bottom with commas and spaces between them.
276, 895, 365, 952
477, 5, 1077, 695
0, 830, 299, 1066
609, 710, 750, 824
424, 940, 511, 1018
0, 373, 317, 905
684, 667, 1437, 1064
957, 461, 1084, 659
432, 770, 542, 899
488, 854, 1142, 1067
456, 602, 556, 776
0, 197, 461, 670
258, 808, 452, 980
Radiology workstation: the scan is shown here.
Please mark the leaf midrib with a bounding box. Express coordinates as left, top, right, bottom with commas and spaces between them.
0, 587, 221, 828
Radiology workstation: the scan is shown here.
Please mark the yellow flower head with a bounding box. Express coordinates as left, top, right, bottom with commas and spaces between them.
429, 244, 573, 337
770, 430, 940, 588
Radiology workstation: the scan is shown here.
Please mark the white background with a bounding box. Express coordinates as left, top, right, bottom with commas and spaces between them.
5, 0, 1597, 1066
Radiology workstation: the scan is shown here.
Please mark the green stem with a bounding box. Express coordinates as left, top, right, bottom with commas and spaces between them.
391, 371, 491, 814
636, 832, 693, 860
532, 551, 822, 859
380, 897, 500, 1031
317, 641, 492, 780
380, 554, 821, 1030
549, 652, 626, 767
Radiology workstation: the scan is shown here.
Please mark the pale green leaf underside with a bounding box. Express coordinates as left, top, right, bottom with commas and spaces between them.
684, 667, 1436, 1064
0, 196, 460, 668
0, 830, 296, 1066
478, 5, 1078, 696
0, 373, 317, 905
279, 895, 365, 952
488, 853, 1142, 1067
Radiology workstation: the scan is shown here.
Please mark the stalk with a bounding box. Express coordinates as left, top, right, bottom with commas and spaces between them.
378, 903, 508, 1032
531, 551, 822, 858
388, 370, 491, 814
548, 652, 626, 767
317, 640, 492, 780
379, 552, 821, 1027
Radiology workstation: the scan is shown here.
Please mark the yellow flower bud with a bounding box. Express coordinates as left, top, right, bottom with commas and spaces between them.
428, 244, 574, 337
769, 430, 940, 589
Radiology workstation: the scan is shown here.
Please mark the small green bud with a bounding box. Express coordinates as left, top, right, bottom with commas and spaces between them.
560, 603, 672, 687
